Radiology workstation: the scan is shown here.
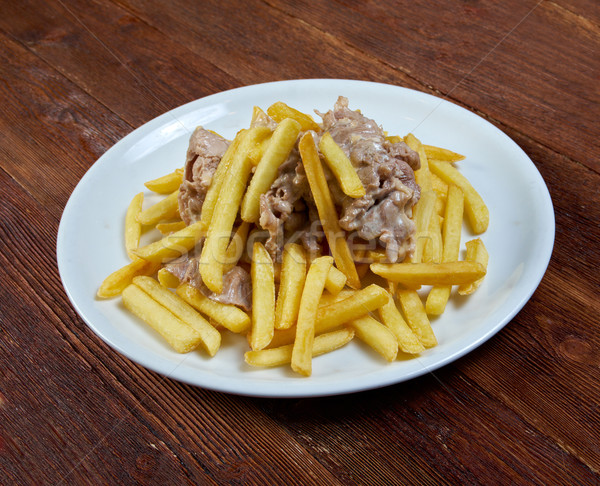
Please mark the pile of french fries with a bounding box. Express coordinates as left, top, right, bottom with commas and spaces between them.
97, 100, 489, 377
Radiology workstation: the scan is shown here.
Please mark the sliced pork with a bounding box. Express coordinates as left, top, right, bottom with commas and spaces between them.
178, 127, 230, 225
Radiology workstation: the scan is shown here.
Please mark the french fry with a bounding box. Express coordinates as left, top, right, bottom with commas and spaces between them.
411, 190, 437, 264
251, 105, 268, 125
423, 204, 443, 263
122, 284, 204, 353
424, 145, 465, 163
248, 132, 272, 166
275, 243, 307, 330
385, 135, 403, 144
97, 258, 161, 299
144, 168, 183, 194
125, 192, 143, 260
378, 294, 425, 354
267, 101, 320, 131
200, 130, 245, 229
324, 265, 347, 295
134, 221, 205, 263
426, 185, 465, 315
397, 290, 437, 348
431, 173, 448, 216
157, 267, 181, 288
241, 118, 302, 222
262, 288, 355, 349
291, 256, 333, 376
315, 284, 388, 333
176, 284, 250, 333
299, 132, 360, 289
137, 190, 180, 226
371, 261, 486, 286
405, 133, 432, 191
458, 238, 489, 295
199, 127, 270, 293
250, 242, 276, 351
318, 289, 355, 308
223, 222, 250, 273
245, 328, 354, 368
156, 221, 187, 234
318, 132, 365, 198
350, 315, 398, 362
365, 249, 388, 263
132, 276, 221, 356
429, 159, 489, 234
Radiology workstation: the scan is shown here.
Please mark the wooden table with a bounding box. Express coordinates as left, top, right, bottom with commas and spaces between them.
1, 1, 598, 484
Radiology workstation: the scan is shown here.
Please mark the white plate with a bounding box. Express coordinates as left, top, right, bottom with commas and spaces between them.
57, 79, 554, 397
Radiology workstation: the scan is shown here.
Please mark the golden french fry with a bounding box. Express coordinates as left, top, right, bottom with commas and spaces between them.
199, 127, 271, 293
324, 266, 347, 295
424, 145, 465, 163
405, 133, 432, 191
365, 249, 388, 263
315, 284, 389, 334
156, 221, 186, 234
250, 242, 275, 351
431, 173, 448, 216
245, 328, 354, 368
223, 222, 250, 273
133, 276, 221, 356
241, 118, 302, 222
318, 132, 365, 198
97, 258, 161, 299
385, 135, 403, 144
248, 133, 272, 166
176, 284, 250, 333
371, 261, 486, 286
429, 159, 489, 234
134, 221, 205, 263
199, 130, 244, 229
291, 256, 333, 376
144, 169, 183, 194
299, 132, 360, 289
458, 238, 489, 295
251, 105, 269, 125
426, 185, 465, 315
275, 243, 307, 330
137, 190, 180, 226
157, 267, 181, 288
318, 289, 355, 308
267, 101, 320, 131
122, 284, 204, 353
125, 192, 143, 260
350, 315, 398, 362
423, 204, 442, 263
397, 290, 437, 348
411, 190, 437, 264
378, 294, 425, 354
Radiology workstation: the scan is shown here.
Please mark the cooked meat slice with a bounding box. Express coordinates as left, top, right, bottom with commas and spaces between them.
178, 127, 230, 225
165, 258, 252, 311
319, 96, 421, 262
258, 147, 311, 259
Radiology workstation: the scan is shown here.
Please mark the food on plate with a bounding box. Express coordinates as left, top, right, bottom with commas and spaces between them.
98, 96, 489, 376
125, 192, 143, 260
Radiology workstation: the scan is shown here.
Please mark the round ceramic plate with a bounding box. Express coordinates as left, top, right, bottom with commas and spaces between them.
57, 79, 554, 397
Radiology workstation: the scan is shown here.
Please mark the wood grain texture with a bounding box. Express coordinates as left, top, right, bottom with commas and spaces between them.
0, 0, 598, 484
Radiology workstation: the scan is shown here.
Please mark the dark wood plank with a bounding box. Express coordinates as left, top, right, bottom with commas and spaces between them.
0, 33, 132, 215
0, 0, 239, 129
256, 366, 597, 485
